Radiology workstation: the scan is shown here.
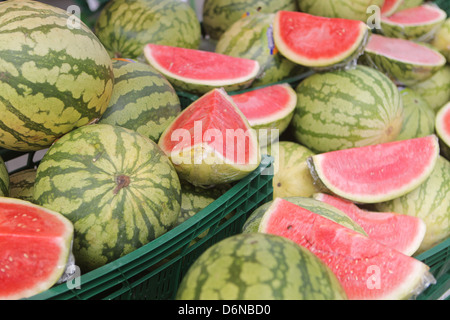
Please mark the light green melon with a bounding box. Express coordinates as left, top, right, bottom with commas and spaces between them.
410, 65, 450, 111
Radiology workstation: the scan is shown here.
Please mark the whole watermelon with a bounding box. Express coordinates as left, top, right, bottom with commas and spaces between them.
95, 0, 201, 59
8, 168, 37, 203
176, 233, 347, 300
291, 65, 404, 153
0, 0, 114, 152
98, 59, 181, 142
0, 156, 8, 197
33, 124, 182, 272
202, 0, 298, 40
298, 0, 385, 21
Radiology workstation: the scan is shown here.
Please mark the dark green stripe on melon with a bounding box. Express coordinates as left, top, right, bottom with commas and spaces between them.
0, 155, 9, 197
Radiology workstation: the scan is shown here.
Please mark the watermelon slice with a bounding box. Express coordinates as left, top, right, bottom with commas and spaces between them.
436, 102, 450, 159
259, 198, 434, 300
381, 4, 447, 40
273, 11, 369, 68
0, 197, 74, 300
313, 193, 426, 256
143, 44, 260, 94
363, 34, 446, 86
307, 135, 440, 203
231, 83, 297, 147
158, 88, 261, 186
381, 0, 405, 17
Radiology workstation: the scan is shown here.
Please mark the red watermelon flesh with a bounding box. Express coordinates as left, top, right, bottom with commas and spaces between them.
143, 44, 260, 85
366, 34, 445, 65
273, 11, 369, 67
381, 0, 404, 16
0, 198, 73, 300
260, 198, 434, 300
382, 4, 446, 25
308, 135, 440, 203
436, 102, 450, 148
231, 83, 297, 126
314, 193, 426, 256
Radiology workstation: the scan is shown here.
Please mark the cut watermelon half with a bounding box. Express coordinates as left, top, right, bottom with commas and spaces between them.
436, 102, 450, 158
307, 135, 440, 203
259, 198, 434, 300
143, 44, 260, 94
364, 34, 446, 86
273, 11, 369, 68
158, 88, 261, 186
381, 4, 447, 40
0, 197, 74, 300
313, 193, 426, 256
381, 0, 405, 17
231, 83, 297, 147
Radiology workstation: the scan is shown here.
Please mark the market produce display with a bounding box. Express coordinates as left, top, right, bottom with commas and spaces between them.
0, 0, 448, 301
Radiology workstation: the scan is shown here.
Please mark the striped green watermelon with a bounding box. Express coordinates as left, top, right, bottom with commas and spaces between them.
202, 0, 298, 41
176, 233, 347, 300
396, 88, 435, 141
436, 102, 450, 159
432, 18, 450, 61
259, 198, 433, 300
242, 196, 366, 235
33, 124, 182, 272
410, 65, 450, 111
0, 0, 114, 152
94, 0, 201, 59
375, 156, 450, 254
262, 141, 317, 199
215, 12, 301, 87
98, 58, 181, 142
0, 156, 8, 197
291, 65, 404, 153
297, 0, 385, 21
363, 34, 447, 86
380, 4, 447, 41
8, 168, 37, 203
398, 0, 423, 11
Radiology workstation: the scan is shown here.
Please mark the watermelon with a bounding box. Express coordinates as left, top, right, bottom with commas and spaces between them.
436, 102, 450, 159
143, 44, 260, 95
0, 156, 8, 197
432, 18, 450, 61
176, 233, 347, 300
381, 0, 405, 17
98, 58, 181, 142
202, 0, 298, 41
291, 65, 404, 153
313, 193, 426, 256
307, 135, 440, 204
273, 11, 370, 69
410, 65, 450, 111
363, 34, 447, 86
231, 83, 297, 147
33, 124, 182, 272
242, 196, 367, 235
158, 88, 261, 187
94, 0, 201, 59
215, 12, 301, 87
261, 141, 317, 199
397, 0, 423, 11
0, 0, 114, 152
0, 197, 74, 300
8, 168, 37, 203
380, 4, 448, 40
396, 88, 435, 141
375, 156, 450, 254
297, 0, 385, 21
259, 198, 434, 300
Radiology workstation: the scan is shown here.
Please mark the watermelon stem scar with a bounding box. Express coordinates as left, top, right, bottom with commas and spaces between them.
114, 175, 130, 194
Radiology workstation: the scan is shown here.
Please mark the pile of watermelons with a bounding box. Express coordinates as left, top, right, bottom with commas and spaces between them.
0, 0, 449, 300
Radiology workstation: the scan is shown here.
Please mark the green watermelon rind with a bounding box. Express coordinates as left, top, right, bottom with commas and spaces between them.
298, 0, 385, 21
432, 18, 450, 61
0, 197, 74, 300
410, 65, 450, 111
8, 168, 37, 203
0, 156, 9, 197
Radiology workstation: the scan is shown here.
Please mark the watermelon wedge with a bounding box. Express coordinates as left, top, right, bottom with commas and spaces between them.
0, 197, 74, 300
381, 0, 404, 17
158, 88, 261, 186
259, 198, 435, 300
313, 193, 426, 256
381, 4, 447, 40
436, 102, 450, 159
273, 11, 369, 68
231, 83, 297, 147
363, 34, 447, 86
307, 135, 440, 203
143, 44, 260, 94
